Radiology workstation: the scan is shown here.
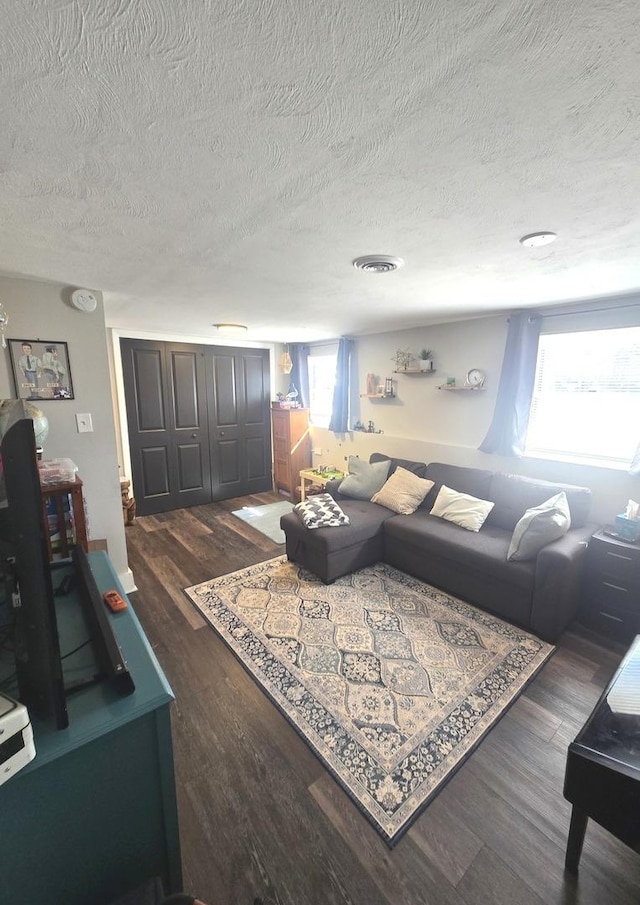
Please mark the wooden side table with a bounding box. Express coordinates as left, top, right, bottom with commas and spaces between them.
40, 476, 89, 560
299, 468, 346, 501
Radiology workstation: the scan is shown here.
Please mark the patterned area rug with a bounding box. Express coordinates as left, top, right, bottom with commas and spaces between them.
185, 557, 554, 845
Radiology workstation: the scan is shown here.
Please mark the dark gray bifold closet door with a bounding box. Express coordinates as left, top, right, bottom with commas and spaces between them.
120, 338, 271, 516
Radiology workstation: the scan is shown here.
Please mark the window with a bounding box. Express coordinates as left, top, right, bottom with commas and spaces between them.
525, 326, 640, 469
307, 347, 337, 427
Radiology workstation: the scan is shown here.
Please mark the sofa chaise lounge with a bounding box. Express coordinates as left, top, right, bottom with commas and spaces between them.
280, 454, 594, 641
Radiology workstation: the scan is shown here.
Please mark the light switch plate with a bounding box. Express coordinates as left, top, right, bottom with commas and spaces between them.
76, 413, 93, 433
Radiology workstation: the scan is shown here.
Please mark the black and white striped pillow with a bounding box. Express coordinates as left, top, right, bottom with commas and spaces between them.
294, 493, 350, 529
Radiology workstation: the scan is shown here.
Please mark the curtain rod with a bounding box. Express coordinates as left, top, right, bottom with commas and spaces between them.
529, 301, 640, 322
304, 338, 340, 348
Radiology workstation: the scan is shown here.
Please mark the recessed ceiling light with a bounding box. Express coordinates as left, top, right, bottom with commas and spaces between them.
519, 232, 557, 248
353, 254, 405, 273
213, 323, 248, 335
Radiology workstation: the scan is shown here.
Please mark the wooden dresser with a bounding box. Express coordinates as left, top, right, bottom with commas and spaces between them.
580, 529, 640, 642
271, 406, 311, 498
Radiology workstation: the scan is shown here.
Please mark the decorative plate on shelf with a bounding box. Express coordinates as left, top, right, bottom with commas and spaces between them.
466, 368, 485, 387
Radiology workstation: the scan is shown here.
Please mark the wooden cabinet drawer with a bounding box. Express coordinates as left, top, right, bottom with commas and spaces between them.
584, 572, 638, 613
273, 437, 289, 457
580, 604, 639, 644
274, 459, 290, 488
272, 421, 290, 443
587, 537, 640, 586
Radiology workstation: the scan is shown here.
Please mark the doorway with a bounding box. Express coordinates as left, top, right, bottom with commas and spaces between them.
120, 338, 272, 515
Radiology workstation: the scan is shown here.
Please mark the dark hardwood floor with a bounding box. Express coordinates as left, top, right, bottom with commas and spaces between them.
125, 494, 640, 905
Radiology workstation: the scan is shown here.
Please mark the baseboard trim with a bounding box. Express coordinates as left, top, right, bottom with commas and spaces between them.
119, 567, 137, 595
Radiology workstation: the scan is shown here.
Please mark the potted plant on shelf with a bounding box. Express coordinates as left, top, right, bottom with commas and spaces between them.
419, 349, 433, 371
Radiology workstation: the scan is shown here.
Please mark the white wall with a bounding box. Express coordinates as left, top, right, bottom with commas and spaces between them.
0, 276, 130, 588
311, 315, 640, 525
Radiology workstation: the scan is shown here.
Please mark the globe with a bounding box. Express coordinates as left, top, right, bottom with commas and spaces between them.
0, 399, 49, 450
24, 402, 50, 449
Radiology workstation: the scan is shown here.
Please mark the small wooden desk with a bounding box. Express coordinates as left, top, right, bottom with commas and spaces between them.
299, 468, 346, 501
563, 635, 640, 871
40, 476, 89, 559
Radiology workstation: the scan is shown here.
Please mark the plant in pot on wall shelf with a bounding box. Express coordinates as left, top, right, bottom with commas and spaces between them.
419, 349, 433, 371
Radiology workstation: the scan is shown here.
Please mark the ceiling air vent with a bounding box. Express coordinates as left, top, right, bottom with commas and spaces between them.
353, 255, 404, 273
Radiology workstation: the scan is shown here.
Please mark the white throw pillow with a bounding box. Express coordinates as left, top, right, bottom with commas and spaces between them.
430, 484, 494, 532
371, 467, 435, 515
507, 492, 571, 561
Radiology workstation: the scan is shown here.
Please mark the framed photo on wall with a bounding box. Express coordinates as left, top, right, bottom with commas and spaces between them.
8, 339, 74, 401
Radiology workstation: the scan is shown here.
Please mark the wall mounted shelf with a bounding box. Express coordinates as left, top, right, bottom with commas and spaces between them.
437, 385, 485, 391
360, 393, 395, 399
394, 369, 436, 376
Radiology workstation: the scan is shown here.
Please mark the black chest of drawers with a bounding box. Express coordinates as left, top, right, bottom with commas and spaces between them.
580, 530, 640, 642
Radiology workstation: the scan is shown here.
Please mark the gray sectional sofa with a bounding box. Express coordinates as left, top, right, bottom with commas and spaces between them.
280, 453, 594, 641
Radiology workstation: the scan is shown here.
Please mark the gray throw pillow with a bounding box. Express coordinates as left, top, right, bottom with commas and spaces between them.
507, 492, 571, 561
338, 456, 390, 500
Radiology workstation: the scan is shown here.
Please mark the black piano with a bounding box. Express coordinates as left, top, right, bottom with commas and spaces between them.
563, 634, 640, 870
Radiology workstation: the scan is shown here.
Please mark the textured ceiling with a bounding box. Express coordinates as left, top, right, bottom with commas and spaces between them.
1, 1, 640, 341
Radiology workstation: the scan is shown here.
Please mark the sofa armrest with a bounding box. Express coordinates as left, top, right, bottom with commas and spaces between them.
325, 478, 346, 499
530, 523, 595, 641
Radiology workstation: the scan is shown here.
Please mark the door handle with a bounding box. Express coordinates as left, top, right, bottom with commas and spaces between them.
191, 433, 197, 438
220, 431, 225, 436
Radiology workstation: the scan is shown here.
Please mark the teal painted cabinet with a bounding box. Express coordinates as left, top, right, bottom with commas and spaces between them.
0, 553, 182, 905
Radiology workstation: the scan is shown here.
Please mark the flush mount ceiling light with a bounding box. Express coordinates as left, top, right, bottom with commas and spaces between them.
519, 232, 557, 248
353, 254, 405, 273
213, 323, 248, 335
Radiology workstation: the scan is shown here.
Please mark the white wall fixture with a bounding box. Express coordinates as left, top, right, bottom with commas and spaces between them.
71, 289, 98, 313
213, 323, 248, 335
519, 232, 557, 248
76, 413, 93, 433
353, 255, 405, 273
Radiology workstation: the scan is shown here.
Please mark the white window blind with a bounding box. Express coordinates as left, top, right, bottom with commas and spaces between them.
307, 347, 337, 428
525, 326, 640, 469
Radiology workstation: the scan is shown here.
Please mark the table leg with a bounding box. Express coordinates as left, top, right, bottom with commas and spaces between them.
300, 477, 307, 501
54, 493, 70, 558
70, 486, 89, 552
565, 806, 588, 872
